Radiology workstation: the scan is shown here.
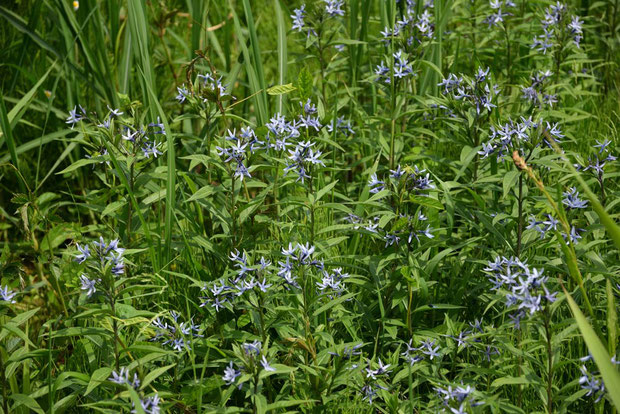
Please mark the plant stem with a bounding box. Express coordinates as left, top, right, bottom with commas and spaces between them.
597, 171, 606, 204
0, 349, 9, 414
231, 176, 237, 248
516, 174, 524, 257
544, 307, 553, 414
110, 297, 120, 371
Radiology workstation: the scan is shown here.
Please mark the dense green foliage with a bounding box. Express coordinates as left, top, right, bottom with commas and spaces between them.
0, 0, 619, 413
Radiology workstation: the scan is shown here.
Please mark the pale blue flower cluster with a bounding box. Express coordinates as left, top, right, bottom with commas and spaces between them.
216, 127, 262, 181
323, 0, 344, 17
291, 4, 306, 32
284, 140, 325, 184
575, 139, 616, 176
176, 84, 189, 103
222, 340, 276, 387
222, 362, 242, 385
199, 250, 272, 312
361, 359, 390, 404
265, 113, 301, 151
119, 122, 164, 159
66, 105, 87, 128
526, 214, 559, 239
242, 340, 275, 371
578, 354, 610, 403
278, 242, 323, 289
381, 0, 433, 46
75, 237, 125, 298
531, 2, 583, 52
0, 285, 17, 304
109, 367, 140, 388
438, 67, 498, 115
326, 116, 354, 136
297, 99, 322, 131
478, 117, 564, 160
483, 0, 515, 28
316, 267, 349, 297
132, 395, 160, 414
483, 257, 557, 329
401, 338, 441, 366
434, 383, 484, 413
521, 70, 557, 108
150, 310, 203, 352
375, 50, 415, 84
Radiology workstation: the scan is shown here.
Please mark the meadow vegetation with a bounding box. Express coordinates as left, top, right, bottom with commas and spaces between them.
0, 0, 619, 412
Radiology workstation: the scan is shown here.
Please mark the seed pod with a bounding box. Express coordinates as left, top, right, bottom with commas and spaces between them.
512, 150, 528, 171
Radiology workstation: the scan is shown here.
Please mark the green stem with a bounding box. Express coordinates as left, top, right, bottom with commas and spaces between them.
516, 174, 524, 257
0, 348, 9, 414
544, 308, 553, 414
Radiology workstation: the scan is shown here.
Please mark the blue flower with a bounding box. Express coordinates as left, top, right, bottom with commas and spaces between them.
323, 0, 344, 17
260, 355, 276, 372
176, 85, 189, 103
109, 367, 140, 389
107, 105, 123, 117
75, 243, 90, 264
365, 358, 391, 379
368, 173, 385, 193
562, 187, 588, 209
222, 361, 242, 385
243, 340, 262, 356
594, 139, 611, 154
0, 285, 17, 304
148, 117, 166, 135
579, 365, 605, 402
79, 274, 98, 297
65, 105, 85, 128
291, 4, 306, 32
132, 394, 159, 414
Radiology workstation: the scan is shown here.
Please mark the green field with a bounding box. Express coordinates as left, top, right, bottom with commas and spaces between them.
0, 0, 619, 413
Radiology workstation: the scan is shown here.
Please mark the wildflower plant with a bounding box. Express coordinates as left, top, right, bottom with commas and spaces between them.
1, 1, 619, 414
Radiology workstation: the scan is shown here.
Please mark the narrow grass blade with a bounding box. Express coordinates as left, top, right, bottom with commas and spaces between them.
607, 279, 618, 356
242, 0, 268, 117
0, 91, 23, 192
274, 0, 287, 115
102, 140, 159, 270
231, 1, 268, 124
563, 286, 620, 410
140, 68, 176, 268
6, 63, 55, 132
127, 0, 157, 120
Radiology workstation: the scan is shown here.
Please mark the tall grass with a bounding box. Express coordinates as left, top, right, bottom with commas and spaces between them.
0, 0, 618, 413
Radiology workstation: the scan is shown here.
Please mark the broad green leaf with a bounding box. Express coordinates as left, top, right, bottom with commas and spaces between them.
85, 367, 113, 396
266, 83, 296, 96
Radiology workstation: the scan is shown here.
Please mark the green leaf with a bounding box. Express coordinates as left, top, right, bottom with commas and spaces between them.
186, 185, 215, 202
408, 195, 444, 210
503, 170, 520, 199
313, 292, 356, 316
10, 394, 45, 414
491, 376, 541, 388
57, 158, 103, 175
266, 83, 296, 96
563, 286, 620, 410
297, 67, 313, 101
314, 180, 338, 204
140, 363, 175, 390
85, 367, 113, 396
266, 399, 317, 411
